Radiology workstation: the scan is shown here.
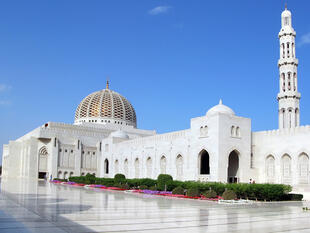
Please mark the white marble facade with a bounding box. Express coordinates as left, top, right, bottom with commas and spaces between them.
2, 7, 310, 187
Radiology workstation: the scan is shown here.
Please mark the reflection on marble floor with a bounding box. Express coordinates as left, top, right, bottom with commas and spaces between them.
0, 178, 309, 233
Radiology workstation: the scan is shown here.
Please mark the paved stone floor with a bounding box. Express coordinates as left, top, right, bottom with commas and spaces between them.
0, 179, 310, 233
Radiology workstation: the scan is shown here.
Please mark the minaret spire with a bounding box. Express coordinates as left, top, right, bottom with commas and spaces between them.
277, 6, 301, 129
285, 3, 287, 10
106, 80, 109, 89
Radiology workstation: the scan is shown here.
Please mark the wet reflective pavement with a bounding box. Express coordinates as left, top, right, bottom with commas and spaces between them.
0, 179, 310, 233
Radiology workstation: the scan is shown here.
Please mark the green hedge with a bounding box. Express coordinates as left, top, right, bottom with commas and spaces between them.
68, 175, 294, 201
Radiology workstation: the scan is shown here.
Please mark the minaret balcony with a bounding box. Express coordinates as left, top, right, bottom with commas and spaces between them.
278, 58, 298, 67
277, 92, 301, 100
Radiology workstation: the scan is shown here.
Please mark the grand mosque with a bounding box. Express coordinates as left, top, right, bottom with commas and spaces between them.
2, 7, 309, 187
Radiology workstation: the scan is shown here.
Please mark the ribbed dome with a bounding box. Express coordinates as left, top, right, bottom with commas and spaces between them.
74, 85, 137, 127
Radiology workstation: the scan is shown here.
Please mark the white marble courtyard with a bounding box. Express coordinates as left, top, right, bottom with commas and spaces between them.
0, 179, 310, 233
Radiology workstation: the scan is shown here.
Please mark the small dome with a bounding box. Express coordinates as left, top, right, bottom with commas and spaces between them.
110, 130, 129, 139
74, 82, 137, 127
206, 99, 235, 117
281, 9, 291, 18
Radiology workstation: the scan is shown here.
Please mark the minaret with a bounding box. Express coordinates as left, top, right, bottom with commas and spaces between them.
277, 5, 301, 129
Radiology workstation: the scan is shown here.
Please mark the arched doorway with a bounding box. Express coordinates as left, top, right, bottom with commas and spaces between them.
38, 146, 48, 179
227, 150, 239, 183
199, 150, 210, 175
104, 159, 109, 174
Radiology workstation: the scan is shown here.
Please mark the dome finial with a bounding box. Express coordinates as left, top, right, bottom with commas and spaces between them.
285, 2, 287, 10
219, 99, 223, 105
106, 80, 109, 89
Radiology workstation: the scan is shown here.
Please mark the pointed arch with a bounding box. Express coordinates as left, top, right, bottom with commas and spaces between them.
281, 154, 292, 184
104, 159, 109, 174
146, 157, 152, 178
265, 155, 275, 183
124, 158, 129, 177
176, 154, 183, 180
160, 156, 167, 174
199, 149, 210, 175
227, 150, 239, 183
298, 153, 309, 184
115, 159, 119, 174
134, 158, 140, 178
38, 146, 48, 173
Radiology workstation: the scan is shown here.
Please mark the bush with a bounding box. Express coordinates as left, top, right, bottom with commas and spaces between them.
149, 186, 158, 191
54, 178, 67, 182
157, 174, 173, 191
114, 174, 126, 184
281, 193, 303, 201
139, 185, 148, 190
187, 187, 200, 197
222, 190, 237, 200
166, 180, 184, 191
139, 178, 157, 188
172, 186, 184, 195
204, 189, 217, 198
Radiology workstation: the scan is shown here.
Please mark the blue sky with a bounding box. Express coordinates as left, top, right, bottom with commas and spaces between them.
1, 1, 310, 164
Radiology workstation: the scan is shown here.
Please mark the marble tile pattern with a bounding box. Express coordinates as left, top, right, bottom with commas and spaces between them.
0, 179, 310, 233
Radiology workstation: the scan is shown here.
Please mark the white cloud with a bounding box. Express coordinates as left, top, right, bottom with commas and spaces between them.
0, 84, 11, 92
148, 6, 171, 15
298, 32, 310, 47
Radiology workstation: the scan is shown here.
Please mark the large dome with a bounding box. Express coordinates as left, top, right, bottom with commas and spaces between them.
74, 83, 137, 127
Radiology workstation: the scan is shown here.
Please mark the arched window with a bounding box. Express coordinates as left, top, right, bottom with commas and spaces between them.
298, 153, 309, 184
146, 157, 152, 178
58, 171, 62, 179
287, 42, 290, 58
104, 159, 109, 174
199, 150, 210, 175
292, 43, 295, 57
293, 73, 297, 91
124, 159, 129, 177
38, 146, 48, 173
231, 126, 235, 137
69, 171, 74, 177
295, 108, 299, 126
176, 155, 183, 180
227, 150, 239, 183
281, 154, 292, 184
287, 72, 291, 90
134, 158, 139, 178
160, 156, 167, 174
236, 127, 240, 137
266, 155, 275, 183
282, 43, 285, 58
282, 73, 285, 92
115, 159, 119, 174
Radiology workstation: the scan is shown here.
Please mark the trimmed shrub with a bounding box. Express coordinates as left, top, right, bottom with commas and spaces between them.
281, 193, 303, 201
166, 180, 184, 191
157, 174, 173, 191
114, 174, 126, 184
204, 190, 217, 198
222, 190, 237, 200
139, 185, 148, 190
187, 187, 200, 197
139, 178, 157, 188
54, 178, 67, 182
172, 186, 184, 195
